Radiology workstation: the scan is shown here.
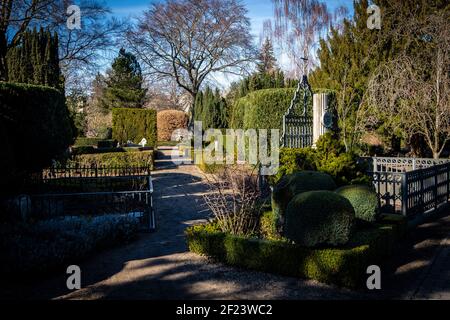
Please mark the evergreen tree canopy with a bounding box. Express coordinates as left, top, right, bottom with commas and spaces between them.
194, 86, 228, 129
257, 38, 277, 74
101, 48, 147, 110
309, 0, 450, 153
6, 27, 62, 90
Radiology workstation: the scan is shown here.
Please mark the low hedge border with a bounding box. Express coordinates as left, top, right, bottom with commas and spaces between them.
186, 218, 406, 288
70, 150, 155, 170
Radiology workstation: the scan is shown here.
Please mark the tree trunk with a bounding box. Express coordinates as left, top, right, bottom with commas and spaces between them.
187, 91, 197, 130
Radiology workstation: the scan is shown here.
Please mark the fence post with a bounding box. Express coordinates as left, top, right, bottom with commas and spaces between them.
401, 173, 408, 217
434, 165, 438, 210
447, 163, 450, 203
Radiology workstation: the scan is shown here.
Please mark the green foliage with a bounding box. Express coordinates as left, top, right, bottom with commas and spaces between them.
0, 215, 139, 277
230, 88, 333, 131
271, 171, 337, 234
272, 147, 317, 183
274, 133, 370, 187
100, 48, 147, 111
314, 133, 370, 186
186, 222, 403, 288
66, 90, 88, 136
74, 137, 105, 147
70, 150, 155, 169
285, 191, 355, 247
242, 88, 297, 130
336, 185, 379, 223
259, 211, 280, 241
112, 108, 157, 147
194, 87, 228, 129
6, 27, 62, 89
310, 0, 450, 153
0, 82, 74, 175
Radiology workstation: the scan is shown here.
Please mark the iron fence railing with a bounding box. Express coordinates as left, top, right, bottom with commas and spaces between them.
370, 162, 450, 217
369, 156, 450, 173
41, 165, 151, 179
22, 166, 156, 232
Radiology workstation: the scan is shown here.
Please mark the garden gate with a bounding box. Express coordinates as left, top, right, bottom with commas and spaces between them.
281, 75, 313, 148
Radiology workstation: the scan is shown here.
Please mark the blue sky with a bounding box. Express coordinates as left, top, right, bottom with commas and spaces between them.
106, 0, 355, 41
101, 0, 355, 88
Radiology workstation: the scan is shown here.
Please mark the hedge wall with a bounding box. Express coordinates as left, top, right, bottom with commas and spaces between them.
157, 109, 188, 141
112, 108, 157, 147
230, 88, 336, 131
186, 219, 405, 288
0, 82, 73, 176
69, 150, 155, 170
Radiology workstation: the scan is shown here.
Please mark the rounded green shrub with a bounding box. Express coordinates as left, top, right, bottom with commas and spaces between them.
335, 185, 379, 223
285, 191, 355, 247
271, 171, 337, 233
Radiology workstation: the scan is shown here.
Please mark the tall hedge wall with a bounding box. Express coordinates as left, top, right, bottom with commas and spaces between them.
230, 88, 336, 131
157, 109, 188, 141
0, 82, 73, 177
112, 108, 157, 147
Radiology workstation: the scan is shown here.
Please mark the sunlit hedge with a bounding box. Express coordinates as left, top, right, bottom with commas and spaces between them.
112, 108, 157, 147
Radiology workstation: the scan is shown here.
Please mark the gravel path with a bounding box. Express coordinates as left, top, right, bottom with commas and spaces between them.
2, 147, 450, 300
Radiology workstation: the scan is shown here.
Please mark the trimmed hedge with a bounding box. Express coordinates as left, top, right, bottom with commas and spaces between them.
271, 171, 337, 233
70, 150, 155, 169
112, 108, 157, 147
0, 82, 74, 173
259, 210, 280, 240
336, 185, 379, 223
157, 109, 188, 141
230, 88, 336, 131
186, 221, 405, 288
74, 137, 104, 147
285, 191, 355, 247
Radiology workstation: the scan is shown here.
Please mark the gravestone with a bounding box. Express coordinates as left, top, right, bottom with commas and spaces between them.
139, 138, 147, 147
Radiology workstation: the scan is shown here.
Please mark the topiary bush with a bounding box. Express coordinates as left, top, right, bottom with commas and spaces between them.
271, 171, 337, 234
0, 82, 74, 172
335, 185, 379, 224
112, 108, 157, 147
186, 221, 403, 288
285, 191, 355, 247
157, 110, 188, 141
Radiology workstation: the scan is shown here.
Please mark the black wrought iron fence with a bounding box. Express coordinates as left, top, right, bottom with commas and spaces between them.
371, 162, 450, 217
42, 165, 151, 179
21, 165, 156, 232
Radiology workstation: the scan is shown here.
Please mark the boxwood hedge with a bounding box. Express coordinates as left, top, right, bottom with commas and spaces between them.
186, 219, 405, 288
70, 150, 155, 169
230, 88, 336, 131
112, 108, 157, 147
0, 82, 74, 174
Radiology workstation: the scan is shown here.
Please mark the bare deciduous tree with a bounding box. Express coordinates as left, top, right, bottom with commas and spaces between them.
360, 12, 450, 159
0, 0, 123, 85
126, 0, 255, 122
270, 0, 347, 77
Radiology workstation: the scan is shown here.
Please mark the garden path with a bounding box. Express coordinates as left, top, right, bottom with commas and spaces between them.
5, 146, 360, 300
3, 147, 450, 300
